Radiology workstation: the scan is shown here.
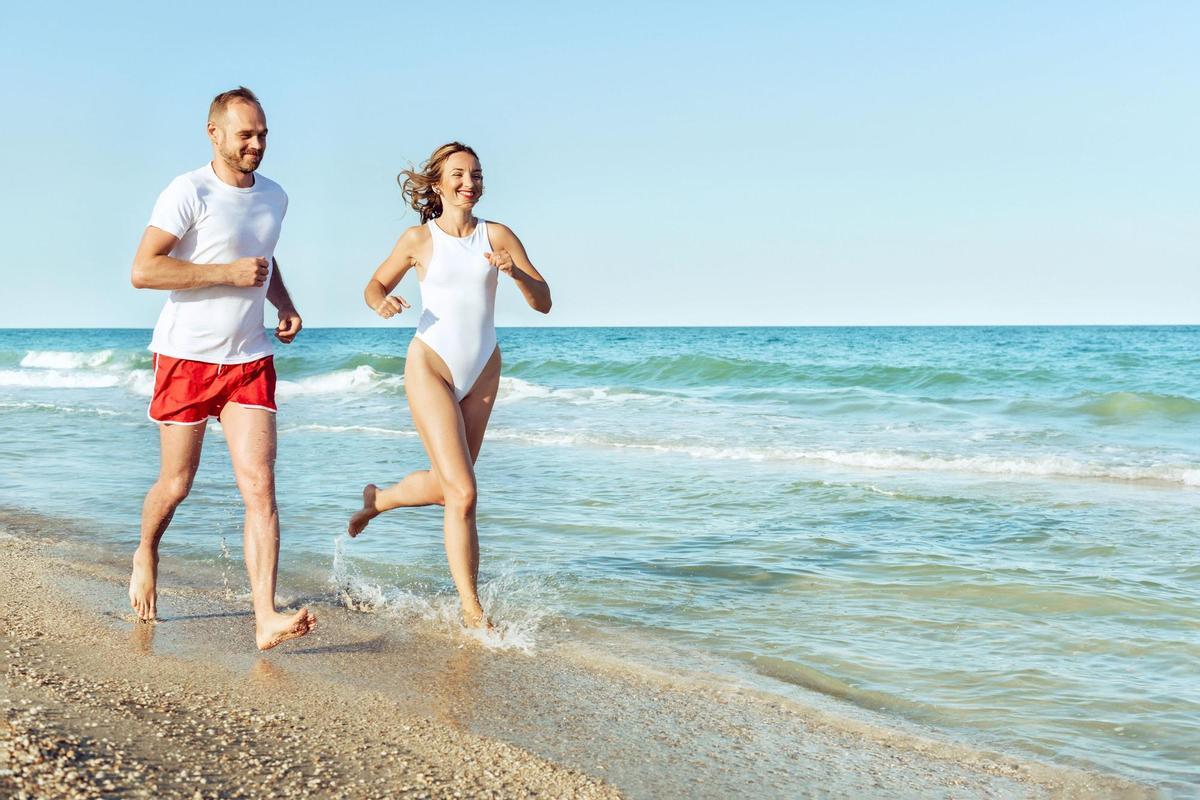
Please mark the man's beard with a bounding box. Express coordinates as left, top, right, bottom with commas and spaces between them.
219, 145, 260, 174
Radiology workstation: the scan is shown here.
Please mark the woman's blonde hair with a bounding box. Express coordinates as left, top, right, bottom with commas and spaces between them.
398, 142, 480, 223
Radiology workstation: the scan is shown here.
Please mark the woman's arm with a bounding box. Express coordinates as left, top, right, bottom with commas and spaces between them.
364, 226, 424, 319
486, 223, 552, 314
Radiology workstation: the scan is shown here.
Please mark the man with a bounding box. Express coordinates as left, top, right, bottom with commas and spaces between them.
128, 86, 316, 650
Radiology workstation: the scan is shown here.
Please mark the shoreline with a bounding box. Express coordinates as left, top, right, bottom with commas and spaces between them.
1, 528, 616, 800
0, 510, 1159, 799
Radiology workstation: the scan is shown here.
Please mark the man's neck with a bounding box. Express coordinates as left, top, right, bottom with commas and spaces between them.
210, 159, 255, 189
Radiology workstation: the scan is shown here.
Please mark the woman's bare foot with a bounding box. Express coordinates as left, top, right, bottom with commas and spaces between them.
128, 545, 159, 621
255, 608, 317, 651
462, 602, 495, 633
347, 484, 379, 537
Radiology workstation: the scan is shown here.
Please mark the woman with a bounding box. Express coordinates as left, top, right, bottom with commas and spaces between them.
348, 142, 552, 629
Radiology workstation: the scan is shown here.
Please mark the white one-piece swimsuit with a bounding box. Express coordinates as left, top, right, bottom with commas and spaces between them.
413, 218, 499, 401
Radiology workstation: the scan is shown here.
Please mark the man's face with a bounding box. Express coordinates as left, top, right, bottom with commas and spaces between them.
208, 100, 267, 174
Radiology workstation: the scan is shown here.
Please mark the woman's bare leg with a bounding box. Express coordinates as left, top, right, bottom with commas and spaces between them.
347, 471, 442, 536
349, 348, 500, 536
398, 342, 500, 626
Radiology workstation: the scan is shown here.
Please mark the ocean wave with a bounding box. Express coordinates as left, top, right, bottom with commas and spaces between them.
273, 352, 410, 377
339, 353, 408, 374
0, 357, 659, 407
276, 366, 404, 397
504, 354, 983, 391
276, 371, 667, 405
281, 423, 417, 438
484, 429, 1200, 487
127, 370, 154, 396
0, 368, 153, 395
506, 354, 799, 386
0, 400, 123, 417
497, 376, 667, 406
1075, 391, 1200, 419
20, 349, 116, 369
0, 369, 118, 388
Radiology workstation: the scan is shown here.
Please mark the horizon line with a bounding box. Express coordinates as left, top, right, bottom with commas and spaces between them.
2, 323, 1197, 331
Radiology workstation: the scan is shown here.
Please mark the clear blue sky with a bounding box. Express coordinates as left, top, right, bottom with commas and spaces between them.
1, 2, 1196, 327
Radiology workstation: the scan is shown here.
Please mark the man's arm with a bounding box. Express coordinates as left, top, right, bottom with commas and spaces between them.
268, 259, 303, 343
130, 226, 268, 290
267, 258, 296, 312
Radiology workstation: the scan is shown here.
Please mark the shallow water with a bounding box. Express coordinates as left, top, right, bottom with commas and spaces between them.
0, 326, 1197, 793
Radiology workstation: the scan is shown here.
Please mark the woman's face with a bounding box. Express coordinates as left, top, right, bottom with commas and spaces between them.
436, 151, 483, 210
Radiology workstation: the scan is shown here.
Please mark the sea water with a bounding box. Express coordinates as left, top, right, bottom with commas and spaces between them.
1, 326, 1196, 790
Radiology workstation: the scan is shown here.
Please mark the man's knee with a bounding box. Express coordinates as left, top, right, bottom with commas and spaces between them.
238, 470, 277, 512
157, 474, 194, 506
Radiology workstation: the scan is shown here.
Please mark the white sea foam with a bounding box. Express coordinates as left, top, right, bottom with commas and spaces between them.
281, 423, 417, 438
484, 428, 1200, 487
498, 376, 666, 406
329, 537, 545, 653
20, 349, 115, 369
272, 372, 660, 405
0, 400, 123, 417
125, 369, 154, 397
0, 366, 153, 395
3, 359, 658, 411
276, 366, 404, 397
0, 369, 123, 389
4, 361, 396, 398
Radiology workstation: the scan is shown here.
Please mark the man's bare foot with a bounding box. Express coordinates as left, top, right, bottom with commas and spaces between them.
347, 484, 379, 537
256, 608, 317, 651
128, 545, 159, 621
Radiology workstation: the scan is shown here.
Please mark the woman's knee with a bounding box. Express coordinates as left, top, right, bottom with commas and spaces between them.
441, 479, 477, 515
424, 469, 447, 506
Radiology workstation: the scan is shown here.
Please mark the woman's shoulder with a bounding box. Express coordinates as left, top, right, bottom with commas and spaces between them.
483, 220, 517, 241
397, 223, 432, 246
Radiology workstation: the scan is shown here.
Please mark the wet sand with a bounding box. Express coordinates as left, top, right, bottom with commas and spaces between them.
0, 510, 1158, 799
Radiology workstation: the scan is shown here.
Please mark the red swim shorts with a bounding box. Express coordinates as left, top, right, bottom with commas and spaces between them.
148, 353, 277, 425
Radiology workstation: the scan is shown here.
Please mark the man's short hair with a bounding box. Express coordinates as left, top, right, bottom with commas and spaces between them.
208, 87, 262, 121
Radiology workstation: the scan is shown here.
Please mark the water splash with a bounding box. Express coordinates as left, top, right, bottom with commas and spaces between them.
329, 536, 548, 653
218, 536, 235, 600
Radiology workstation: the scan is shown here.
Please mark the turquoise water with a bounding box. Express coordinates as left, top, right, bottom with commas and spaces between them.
1, 326, 1197, 792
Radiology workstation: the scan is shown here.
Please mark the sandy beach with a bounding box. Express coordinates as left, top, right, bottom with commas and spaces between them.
0, 509, 1158, 799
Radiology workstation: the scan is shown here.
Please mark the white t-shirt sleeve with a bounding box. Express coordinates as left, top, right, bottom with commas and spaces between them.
147, 176, 199, 239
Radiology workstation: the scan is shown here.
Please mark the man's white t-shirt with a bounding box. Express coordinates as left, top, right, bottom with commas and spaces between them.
146, 163, 288, 364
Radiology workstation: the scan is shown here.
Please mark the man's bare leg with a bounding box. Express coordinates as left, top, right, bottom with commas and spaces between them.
219, 402, 316, 650
130, 421, 207, 621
